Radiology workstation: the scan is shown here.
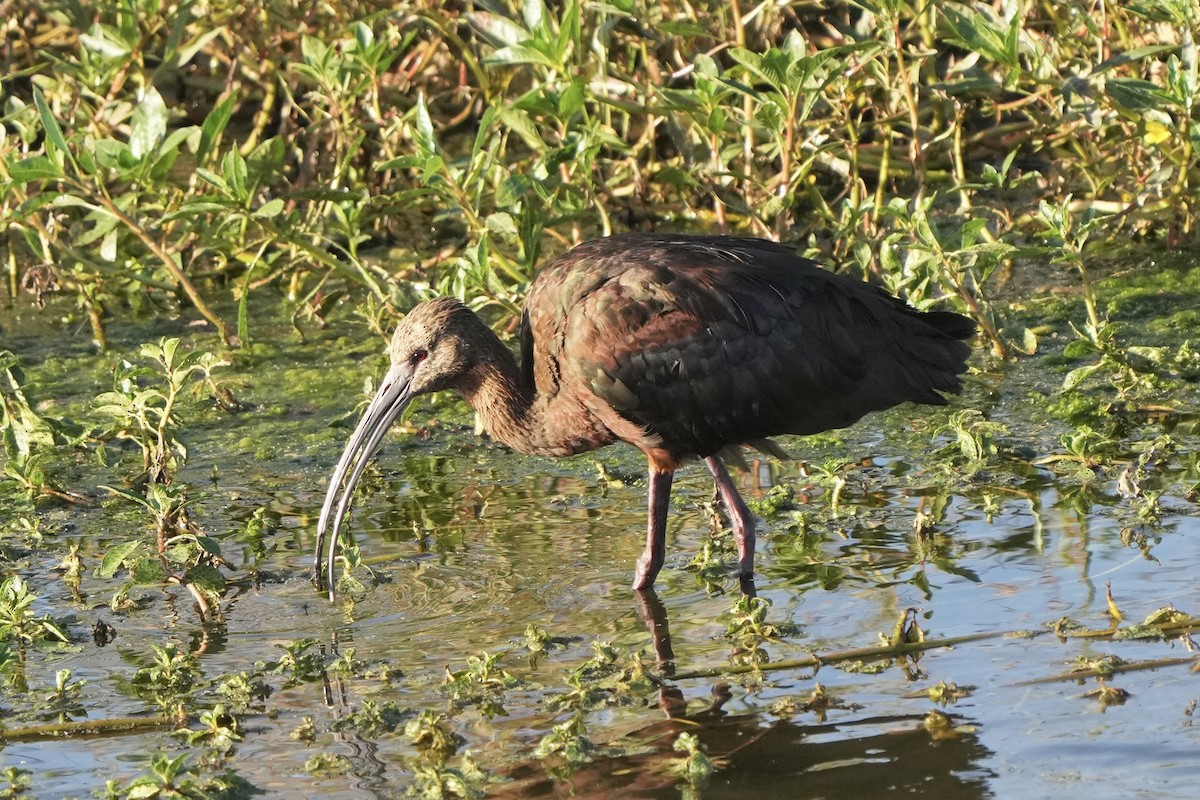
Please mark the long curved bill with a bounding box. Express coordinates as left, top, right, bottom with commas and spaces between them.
313, 362, 415, 600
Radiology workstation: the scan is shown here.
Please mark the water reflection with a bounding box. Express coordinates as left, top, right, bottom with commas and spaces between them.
495, 707, 994, 799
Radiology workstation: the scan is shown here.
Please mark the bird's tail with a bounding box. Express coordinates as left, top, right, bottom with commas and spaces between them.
920, 309, 978, 342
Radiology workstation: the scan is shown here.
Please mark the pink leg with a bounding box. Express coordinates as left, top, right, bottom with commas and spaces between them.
633, 468, 673, 590
705, 456, 756, 581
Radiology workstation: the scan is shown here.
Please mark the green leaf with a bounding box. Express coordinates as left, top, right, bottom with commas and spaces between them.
496, 173, 532, 206
483, 44, 561, 70
469, 12, 530, 48
129, 87, 168, 159
413, 95, 438, 156
1063, 338, 1098, 358
32, 86, 75, 173
498, 106, 544, 151
253, 197, 285, 218
99, 483, 153, 507
485, 211, 518, 242
149, 126, 197, 180
1063, 364, 1101, 391
1108, 78, 1176, 110
471, 105, 500, 160
72, 209, 122, 248
941, 5, 1020, 68
39, 617, 70, 643
523, 0, 545, 32
558, 80, 585, 118
183, 564, 225, 591
127, 784, 162, 800
352, 20, 374, 50
1094, 45, 1175, 75
97, 541, 143, 579
79, 24, 132, 58
300, 35, 329, 67
8, 155, 63, 182
195, 535, 223, 557
556, 0, 581, 60
651, 166, 699, 188
221, 149, 249, 201
171, 25, 226, 68
1016, 327, 1038, 356
959, 218, 990, 249
168, 198, 240, 217
93, 138, 135, 170
198, 94, 236, 165
131, 557, 169, 585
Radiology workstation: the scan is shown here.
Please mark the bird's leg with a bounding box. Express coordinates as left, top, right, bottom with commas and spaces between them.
633, 468, 673, 591
705, 456, 756, 582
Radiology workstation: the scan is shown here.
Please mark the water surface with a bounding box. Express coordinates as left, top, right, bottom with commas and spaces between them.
2, 287, 1198, 799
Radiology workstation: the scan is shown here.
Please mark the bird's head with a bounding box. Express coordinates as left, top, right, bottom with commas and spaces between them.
313, 297, 483, 597
385, 296, 480, 398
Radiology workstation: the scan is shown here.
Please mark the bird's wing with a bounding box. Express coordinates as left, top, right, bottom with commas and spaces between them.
525, 236, 968, 460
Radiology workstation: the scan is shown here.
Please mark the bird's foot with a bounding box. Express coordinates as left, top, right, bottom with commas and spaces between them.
632, 554, 663, 591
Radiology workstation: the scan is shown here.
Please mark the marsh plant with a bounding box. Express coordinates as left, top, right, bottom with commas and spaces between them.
6, 0, 1200, 350
94, 338, 230, 485
0, 576, 70, 653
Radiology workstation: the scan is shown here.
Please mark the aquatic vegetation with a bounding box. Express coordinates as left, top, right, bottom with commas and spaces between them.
405, 753, 488, 800
131, 643, 202, 716
670, 732, 715, 786
533, 713, 596, 765
440, 650, 523, 719
3, 1, 1200, 796
0, 576, 70, 656
94, 338, 231, 485
101, 752, 258, 800
405, 711, 466, 761
265, 638, 325, 687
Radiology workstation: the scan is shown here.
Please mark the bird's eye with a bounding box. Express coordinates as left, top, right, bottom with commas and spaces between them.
410, 349, 428, 366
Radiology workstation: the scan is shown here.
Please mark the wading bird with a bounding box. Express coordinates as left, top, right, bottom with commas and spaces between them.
314, 233, 975, 598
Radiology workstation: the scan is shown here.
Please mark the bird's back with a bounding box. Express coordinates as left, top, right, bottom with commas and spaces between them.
521, 233, 974, 462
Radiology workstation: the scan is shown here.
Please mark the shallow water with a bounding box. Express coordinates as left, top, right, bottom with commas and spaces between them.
2, 287, 1199, 799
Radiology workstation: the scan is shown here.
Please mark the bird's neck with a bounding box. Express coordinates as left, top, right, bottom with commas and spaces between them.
455, 336, 548, 456
456, 332, 609, 458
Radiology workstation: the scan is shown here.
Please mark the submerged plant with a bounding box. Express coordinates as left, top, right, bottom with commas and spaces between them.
0, 766, 32, 798
214, 670, 272, 712
0, 576, 70, 656
671, 732, 715, 787
175, 703, 242, 753
440, 650, 523, 719
131, 643, 202, 717
0, 351, 70, 457
265, 638, 324, 687
95, 481, 227, 620
332, 699, 407, 737
406, 752, 488, 800
101, 752, 256, 800
94, 338, 230, 484
405, 710, 466, 762
533, 713, 595, 765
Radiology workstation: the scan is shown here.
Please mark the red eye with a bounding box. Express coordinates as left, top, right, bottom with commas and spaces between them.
410, 349, 427, 365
